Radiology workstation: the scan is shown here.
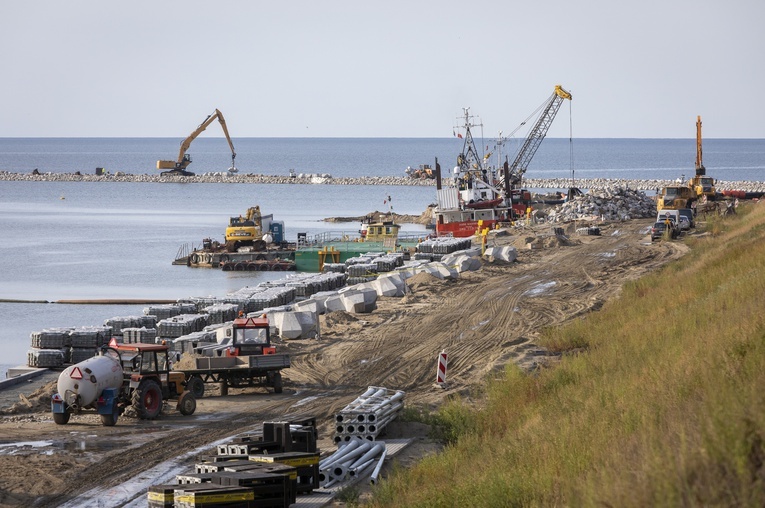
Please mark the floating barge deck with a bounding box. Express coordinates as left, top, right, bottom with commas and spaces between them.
173, 244, 296, 270
294, 230, 426, 272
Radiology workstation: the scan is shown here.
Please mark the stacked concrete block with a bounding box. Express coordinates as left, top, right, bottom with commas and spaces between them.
322, 263, 346, 273
27, 349, 65, 368
173, 330, 219, 355
157, 314, 209, 339
29, 329, 68, 349
143, 302, 197, 320
105, 315, 157, 336
122, 327, 158, 344
202, 303, 239, 325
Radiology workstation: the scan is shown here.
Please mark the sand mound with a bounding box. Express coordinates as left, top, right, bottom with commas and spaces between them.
406, 272, 441, 291
321, 311, 360, 328
0, 380, 58, 415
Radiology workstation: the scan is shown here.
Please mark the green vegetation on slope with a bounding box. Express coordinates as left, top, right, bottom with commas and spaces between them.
372, 203, 765, 507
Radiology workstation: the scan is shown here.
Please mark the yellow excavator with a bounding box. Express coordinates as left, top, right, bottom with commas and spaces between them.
225, 206, 267, 252
688, 115, 717, 201
157, 108, 237, 176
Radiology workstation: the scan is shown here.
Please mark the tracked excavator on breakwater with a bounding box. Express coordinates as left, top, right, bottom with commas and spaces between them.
157, 108, 237, 176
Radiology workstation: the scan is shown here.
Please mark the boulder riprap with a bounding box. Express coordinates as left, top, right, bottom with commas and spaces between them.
546, 186, 657, 222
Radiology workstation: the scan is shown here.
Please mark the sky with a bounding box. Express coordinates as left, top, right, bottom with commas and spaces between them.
1, 0, 763, 139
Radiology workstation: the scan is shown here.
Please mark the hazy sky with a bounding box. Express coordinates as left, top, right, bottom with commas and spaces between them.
1, 1, 763, 138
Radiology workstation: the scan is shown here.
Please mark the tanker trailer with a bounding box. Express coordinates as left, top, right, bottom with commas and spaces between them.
51, 340, 196, 426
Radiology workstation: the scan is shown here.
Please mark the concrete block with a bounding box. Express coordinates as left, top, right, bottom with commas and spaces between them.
484, 246, 518, 263
324, 293, 348, 313
430, 262, 459, 280
372, 273, 407, 297
342, 287, 377, 313
413, 264, 444, 280
448, 254, 482, 273
272, 310, 319, 340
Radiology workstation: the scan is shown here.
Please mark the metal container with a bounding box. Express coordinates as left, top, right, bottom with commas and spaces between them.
57, 353, 123, 409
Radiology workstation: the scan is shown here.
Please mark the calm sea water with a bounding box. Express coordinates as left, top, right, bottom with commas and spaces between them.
1, 137, 764, 375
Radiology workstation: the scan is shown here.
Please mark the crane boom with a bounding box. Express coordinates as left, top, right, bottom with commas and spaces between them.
695, 115, 704, 175
157, 108, 237, 175
505, 85, 572, 189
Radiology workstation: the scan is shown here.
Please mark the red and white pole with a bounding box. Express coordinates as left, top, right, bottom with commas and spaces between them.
436, 350, 448, 386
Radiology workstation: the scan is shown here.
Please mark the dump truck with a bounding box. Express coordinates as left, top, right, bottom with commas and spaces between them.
178, 315, 290, 398
51, 340, 196, 426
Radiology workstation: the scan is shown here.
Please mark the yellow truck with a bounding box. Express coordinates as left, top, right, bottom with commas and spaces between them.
657, 184, 696, 211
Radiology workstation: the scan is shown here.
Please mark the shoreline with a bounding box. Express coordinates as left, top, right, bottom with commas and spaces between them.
2, 170, 765, 191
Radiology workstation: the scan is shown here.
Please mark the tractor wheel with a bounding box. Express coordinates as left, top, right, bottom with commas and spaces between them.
53, 411, 70, 425
272, 371, 283, 394
187, 376, 205, 399
132, 379, 163, 420
177, 391, 197, 416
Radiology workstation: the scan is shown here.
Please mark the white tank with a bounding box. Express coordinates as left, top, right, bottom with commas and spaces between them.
262, 233, 273, 244
57, 353, 124, 409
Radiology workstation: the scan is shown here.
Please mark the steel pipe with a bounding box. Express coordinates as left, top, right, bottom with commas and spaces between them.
370, 448, 387, 485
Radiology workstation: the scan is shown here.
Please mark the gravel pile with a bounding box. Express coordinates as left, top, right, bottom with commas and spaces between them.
546, 186, 657, 222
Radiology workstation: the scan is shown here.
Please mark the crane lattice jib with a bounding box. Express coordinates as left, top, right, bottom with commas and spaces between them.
508, 85, 572, 185
458, 125, 483, 173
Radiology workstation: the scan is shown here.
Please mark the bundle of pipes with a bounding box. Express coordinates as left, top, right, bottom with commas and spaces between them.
318, 439, 388, 488
333, 386, 405, 444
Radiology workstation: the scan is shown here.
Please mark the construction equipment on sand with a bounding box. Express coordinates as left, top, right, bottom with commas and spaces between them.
51, 340, 196, 426
225, 206, 269, 252
157, 108, 237, 176
179, 315, 290, 398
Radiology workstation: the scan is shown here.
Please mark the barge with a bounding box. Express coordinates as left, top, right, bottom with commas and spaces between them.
294, 220, 426, 272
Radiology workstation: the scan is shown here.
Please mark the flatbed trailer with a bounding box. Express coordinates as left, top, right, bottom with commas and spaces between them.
178, 353, 290, 397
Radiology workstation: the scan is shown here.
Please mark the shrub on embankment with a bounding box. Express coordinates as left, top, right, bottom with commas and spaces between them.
371, 203, 765, 507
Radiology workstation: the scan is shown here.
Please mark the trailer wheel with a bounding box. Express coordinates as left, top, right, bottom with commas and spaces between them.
53, 411, 70, 425
100, 411, 118, 427
132, 379, 162, 420
177, 391, 197, 416
187, 376, 205, 399
272, 372, 283, 394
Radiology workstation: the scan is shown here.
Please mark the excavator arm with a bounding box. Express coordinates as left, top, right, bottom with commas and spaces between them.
157, 108, 237, 174
504, 85, 572, 191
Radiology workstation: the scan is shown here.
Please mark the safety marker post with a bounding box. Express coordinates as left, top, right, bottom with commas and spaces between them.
436, 350, 448, 387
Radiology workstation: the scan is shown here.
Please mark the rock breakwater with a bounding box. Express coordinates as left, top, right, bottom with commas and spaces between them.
2, 171, 765, 192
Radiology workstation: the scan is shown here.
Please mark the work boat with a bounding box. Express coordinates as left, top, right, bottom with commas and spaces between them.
433, 86, 572, 238
433, 108, 514, 238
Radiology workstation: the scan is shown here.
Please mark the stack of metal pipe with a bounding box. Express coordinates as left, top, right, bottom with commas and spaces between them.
333, 386, 405, 444
318, 439, 388, 488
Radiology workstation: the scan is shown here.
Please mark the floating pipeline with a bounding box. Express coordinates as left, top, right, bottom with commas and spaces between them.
219, 259, 296, 272
721, 190, 765, 199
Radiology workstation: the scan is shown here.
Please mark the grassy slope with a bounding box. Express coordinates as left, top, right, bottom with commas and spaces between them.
371, 203, 765, 507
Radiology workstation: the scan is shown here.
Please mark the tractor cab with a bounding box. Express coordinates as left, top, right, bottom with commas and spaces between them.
227, 316, 275, 356
107, 339, 184, 399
